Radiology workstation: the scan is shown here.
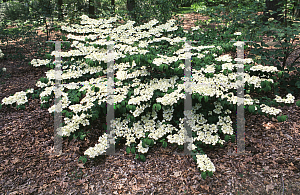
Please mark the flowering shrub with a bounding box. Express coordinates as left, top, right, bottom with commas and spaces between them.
1, 14, 299, 179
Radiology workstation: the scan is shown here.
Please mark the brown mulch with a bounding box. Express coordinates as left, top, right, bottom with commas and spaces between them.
0, 13, 300, 195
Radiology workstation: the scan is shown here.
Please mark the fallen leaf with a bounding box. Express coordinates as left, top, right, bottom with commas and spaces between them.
174, 171, 182, 177
200, 185, 209, 190
77, 163, 85, 168
266, 184, 274, 192
12, 158, 20, 164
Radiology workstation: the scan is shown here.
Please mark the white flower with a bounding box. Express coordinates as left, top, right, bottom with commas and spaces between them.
234, 32, 241, 36
2, 68, 6, 72
268, 18, 274, 21
233, 41, 244, 47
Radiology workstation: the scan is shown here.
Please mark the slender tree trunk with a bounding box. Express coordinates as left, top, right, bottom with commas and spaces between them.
293, 0, 300, 18
111, 0, 115, 14
57, 0, 63, 21
127, 0, 136, 21
89, 0, 95, 18
263, 0, 284, 23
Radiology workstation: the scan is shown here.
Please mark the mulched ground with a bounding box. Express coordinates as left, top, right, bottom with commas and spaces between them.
0, 12, 300, 195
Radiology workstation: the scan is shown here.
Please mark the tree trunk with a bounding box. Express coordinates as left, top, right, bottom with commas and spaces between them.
89, 0, 95, 18
111, 0, 115, 14
57, 0, 63, 21
263, 0, 284, 23
293, 0, 300, 18
127, 0, 136, 21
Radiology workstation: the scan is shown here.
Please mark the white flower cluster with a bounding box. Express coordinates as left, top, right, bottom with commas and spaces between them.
84, 133, 109, 158
222, 63, 234, 71
31, 59, 51, 67
1, 91, 27, 105
137, 140, 149, 153
36, 80, 51, 88
148, 121, 173, 141
202, 64, 215, 73
130, 103, 151, 117
274, 93, 295, 104
162, 106, 174, 121
260, 104, 282, 115
215, 54, 232, 62
250, 64, 278, 73
233, 41, 245, 47
234, 58, 253, 64
152, 54, 179, 67
196, 154, 216, 172
26, 88, 34, 94
191, 26, 200, 31
0, 49, 4, 59
59, 112, 91, 137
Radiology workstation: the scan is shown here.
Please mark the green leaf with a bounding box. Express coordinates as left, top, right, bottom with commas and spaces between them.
193, 155, 197, 161
296, 100, 300, 107
146, 138, 152, 145
282, 115, 287, 121
135, 154, 139, 159
295, 81, 300, 88
150, 139, 154, 146
231, 135, 235, 143
126, 146, 131, 154
142, 141, 147, 148
277, 115, 285, 122
283, 72, 290, 78
80, 134, 86, 140
264, 85, 271, 92
248, 105, 255, 113
121, 100, 126, 107
208, 171, 213, 177
153, 104, 157, 110
156, 104, 161, 111
261, 80, 266, 88
162, 141, 167, 148
225, 135, 229, 142
204, 96, 209, 102
131, 147, 136, 154
140, 154, 146, 162
201, 171, 207, 180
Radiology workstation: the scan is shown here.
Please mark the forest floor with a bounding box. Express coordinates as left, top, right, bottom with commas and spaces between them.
0, 12, 300, 195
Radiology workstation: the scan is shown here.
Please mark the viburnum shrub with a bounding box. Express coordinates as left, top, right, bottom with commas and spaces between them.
1, 14, 300, 179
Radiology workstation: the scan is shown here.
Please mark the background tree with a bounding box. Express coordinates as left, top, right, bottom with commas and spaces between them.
293, 0, 300, 18
57, 0, 63, 21
89, 0, 95, 18
111, 0, 115, 14
263, 0, 286, 23
127, 0, 136, 21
